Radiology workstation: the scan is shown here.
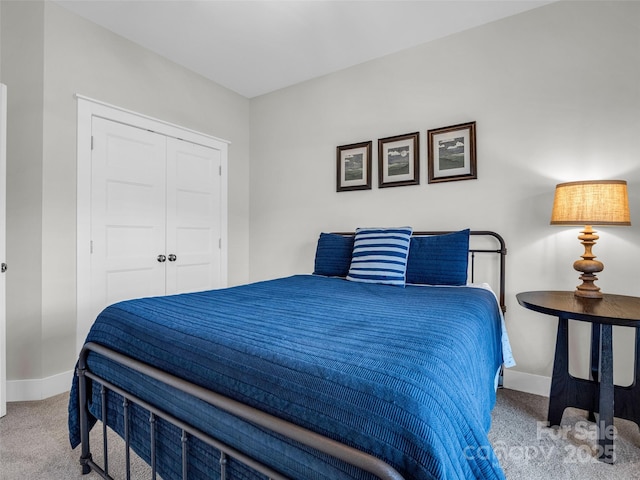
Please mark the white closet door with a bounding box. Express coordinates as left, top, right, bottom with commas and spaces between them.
165, 137, 222, 294
77, 96, 229, 353
90, 117, 167, 318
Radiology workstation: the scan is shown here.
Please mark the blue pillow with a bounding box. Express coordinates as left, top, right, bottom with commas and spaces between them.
346, 227, 413, 286
313, 233, 354, 277
405, 229, 470, 285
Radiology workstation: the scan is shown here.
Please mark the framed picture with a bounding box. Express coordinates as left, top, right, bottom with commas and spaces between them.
427, 121, 477, 183
336, 141, 372, 192
378, 132, 419, 188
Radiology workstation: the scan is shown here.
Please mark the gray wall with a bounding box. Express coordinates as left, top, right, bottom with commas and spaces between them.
1, 0, 251, 382
2, 0, 640, 392
249, 1, 640, 384
1, 1, 45, 381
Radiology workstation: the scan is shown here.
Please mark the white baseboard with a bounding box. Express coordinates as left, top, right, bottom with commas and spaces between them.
5, 368, 549, 402
503, 368, 551, 397
7, 369, 73, 402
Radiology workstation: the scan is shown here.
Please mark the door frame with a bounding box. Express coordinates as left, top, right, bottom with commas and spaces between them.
76, 95, 229, 353
1, 84, 7, 417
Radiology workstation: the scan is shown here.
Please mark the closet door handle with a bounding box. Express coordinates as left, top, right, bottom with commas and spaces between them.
1, 262, 6, 273
157, 254, 166, 263
168, 254, 177, 262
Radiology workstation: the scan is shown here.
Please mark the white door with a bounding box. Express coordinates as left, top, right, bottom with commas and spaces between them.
77, 97, 229, 352
1, 84, 7, 418
90, 117, 223, 324
166, 137, 223, 294
90, 117, 167, 321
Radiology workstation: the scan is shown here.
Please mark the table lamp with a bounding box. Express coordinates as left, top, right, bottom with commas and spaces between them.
550, 180, 630, 299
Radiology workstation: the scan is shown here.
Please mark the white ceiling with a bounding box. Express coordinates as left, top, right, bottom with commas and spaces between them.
55, 0, 552, 98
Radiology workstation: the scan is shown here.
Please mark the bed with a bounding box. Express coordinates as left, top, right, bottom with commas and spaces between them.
68, 229, 513, 480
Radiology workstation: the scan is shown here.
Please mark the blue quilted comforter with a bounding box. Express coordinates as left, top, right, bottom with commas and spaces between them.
69, 275, 506, 479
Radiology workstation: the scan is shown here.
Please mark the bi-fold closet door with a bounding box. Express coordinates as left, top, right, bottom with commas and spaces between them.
90, 116, 223, 315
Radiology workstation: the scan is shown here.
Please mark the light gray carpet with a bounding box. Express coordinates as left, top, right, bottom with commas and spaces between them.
1, 388, 639, 479
0, 391, 152, 479
488, 389, 640, 479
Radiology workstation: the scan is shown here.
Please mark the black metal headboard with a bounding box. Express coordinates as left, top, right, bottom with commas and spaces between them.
333, 230, 507, 314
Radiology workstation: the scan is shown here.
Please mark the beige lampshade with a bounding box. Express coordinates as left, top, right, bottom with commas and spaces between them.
550, 180, 631, 226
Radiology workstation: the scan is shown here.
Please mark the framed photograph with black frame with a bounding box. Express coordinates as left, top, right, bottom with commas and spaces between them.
336, 141, 372, 192
378, 132, 419, 188
427, 122, 476, 183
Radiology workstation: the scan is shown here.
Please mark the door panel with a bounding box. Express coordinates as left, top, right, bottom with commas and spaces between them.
91, 117, 167, 317
91, 119, 222, 318
77, 97, 228, 354
166, 138, 222, 295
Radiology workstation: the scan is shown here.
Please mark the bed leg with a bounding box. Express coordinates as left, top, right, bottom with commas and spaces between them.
77, 364, 92, 475
80, 454, 92, 475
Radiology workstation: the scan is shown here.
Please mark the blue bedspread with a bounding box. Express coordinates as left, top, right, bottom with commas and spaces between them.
69, 275, 506, 479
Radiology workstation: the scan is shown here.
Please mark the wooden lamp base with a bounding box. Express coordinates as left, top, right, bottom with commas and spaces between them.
573, 225, 604, 299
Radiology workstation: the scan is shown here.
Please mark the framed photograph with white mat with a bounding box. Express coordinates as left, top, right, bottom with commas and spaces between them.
336, 141, 372, 192
378, 132, 419, 188
428, 122, 476, 183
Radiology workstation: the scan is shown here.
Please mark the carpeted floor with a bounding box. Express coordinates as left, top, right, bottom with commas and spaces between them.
0, 391, 152, 479
488, 389, 640, 479
1, 388, 639, 479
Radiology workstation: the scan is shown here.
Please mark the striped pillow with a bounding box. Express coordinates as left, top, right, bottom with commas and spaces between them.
346, 227, 413, 286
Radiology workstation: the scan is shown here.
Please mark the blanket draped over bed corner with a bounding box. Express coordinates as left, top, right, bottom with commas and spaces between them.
69, 275, 506, 480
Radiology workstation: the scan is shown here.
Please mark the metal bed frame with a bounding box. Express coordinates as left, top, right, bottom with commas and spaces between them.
76, 230, 507, 480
